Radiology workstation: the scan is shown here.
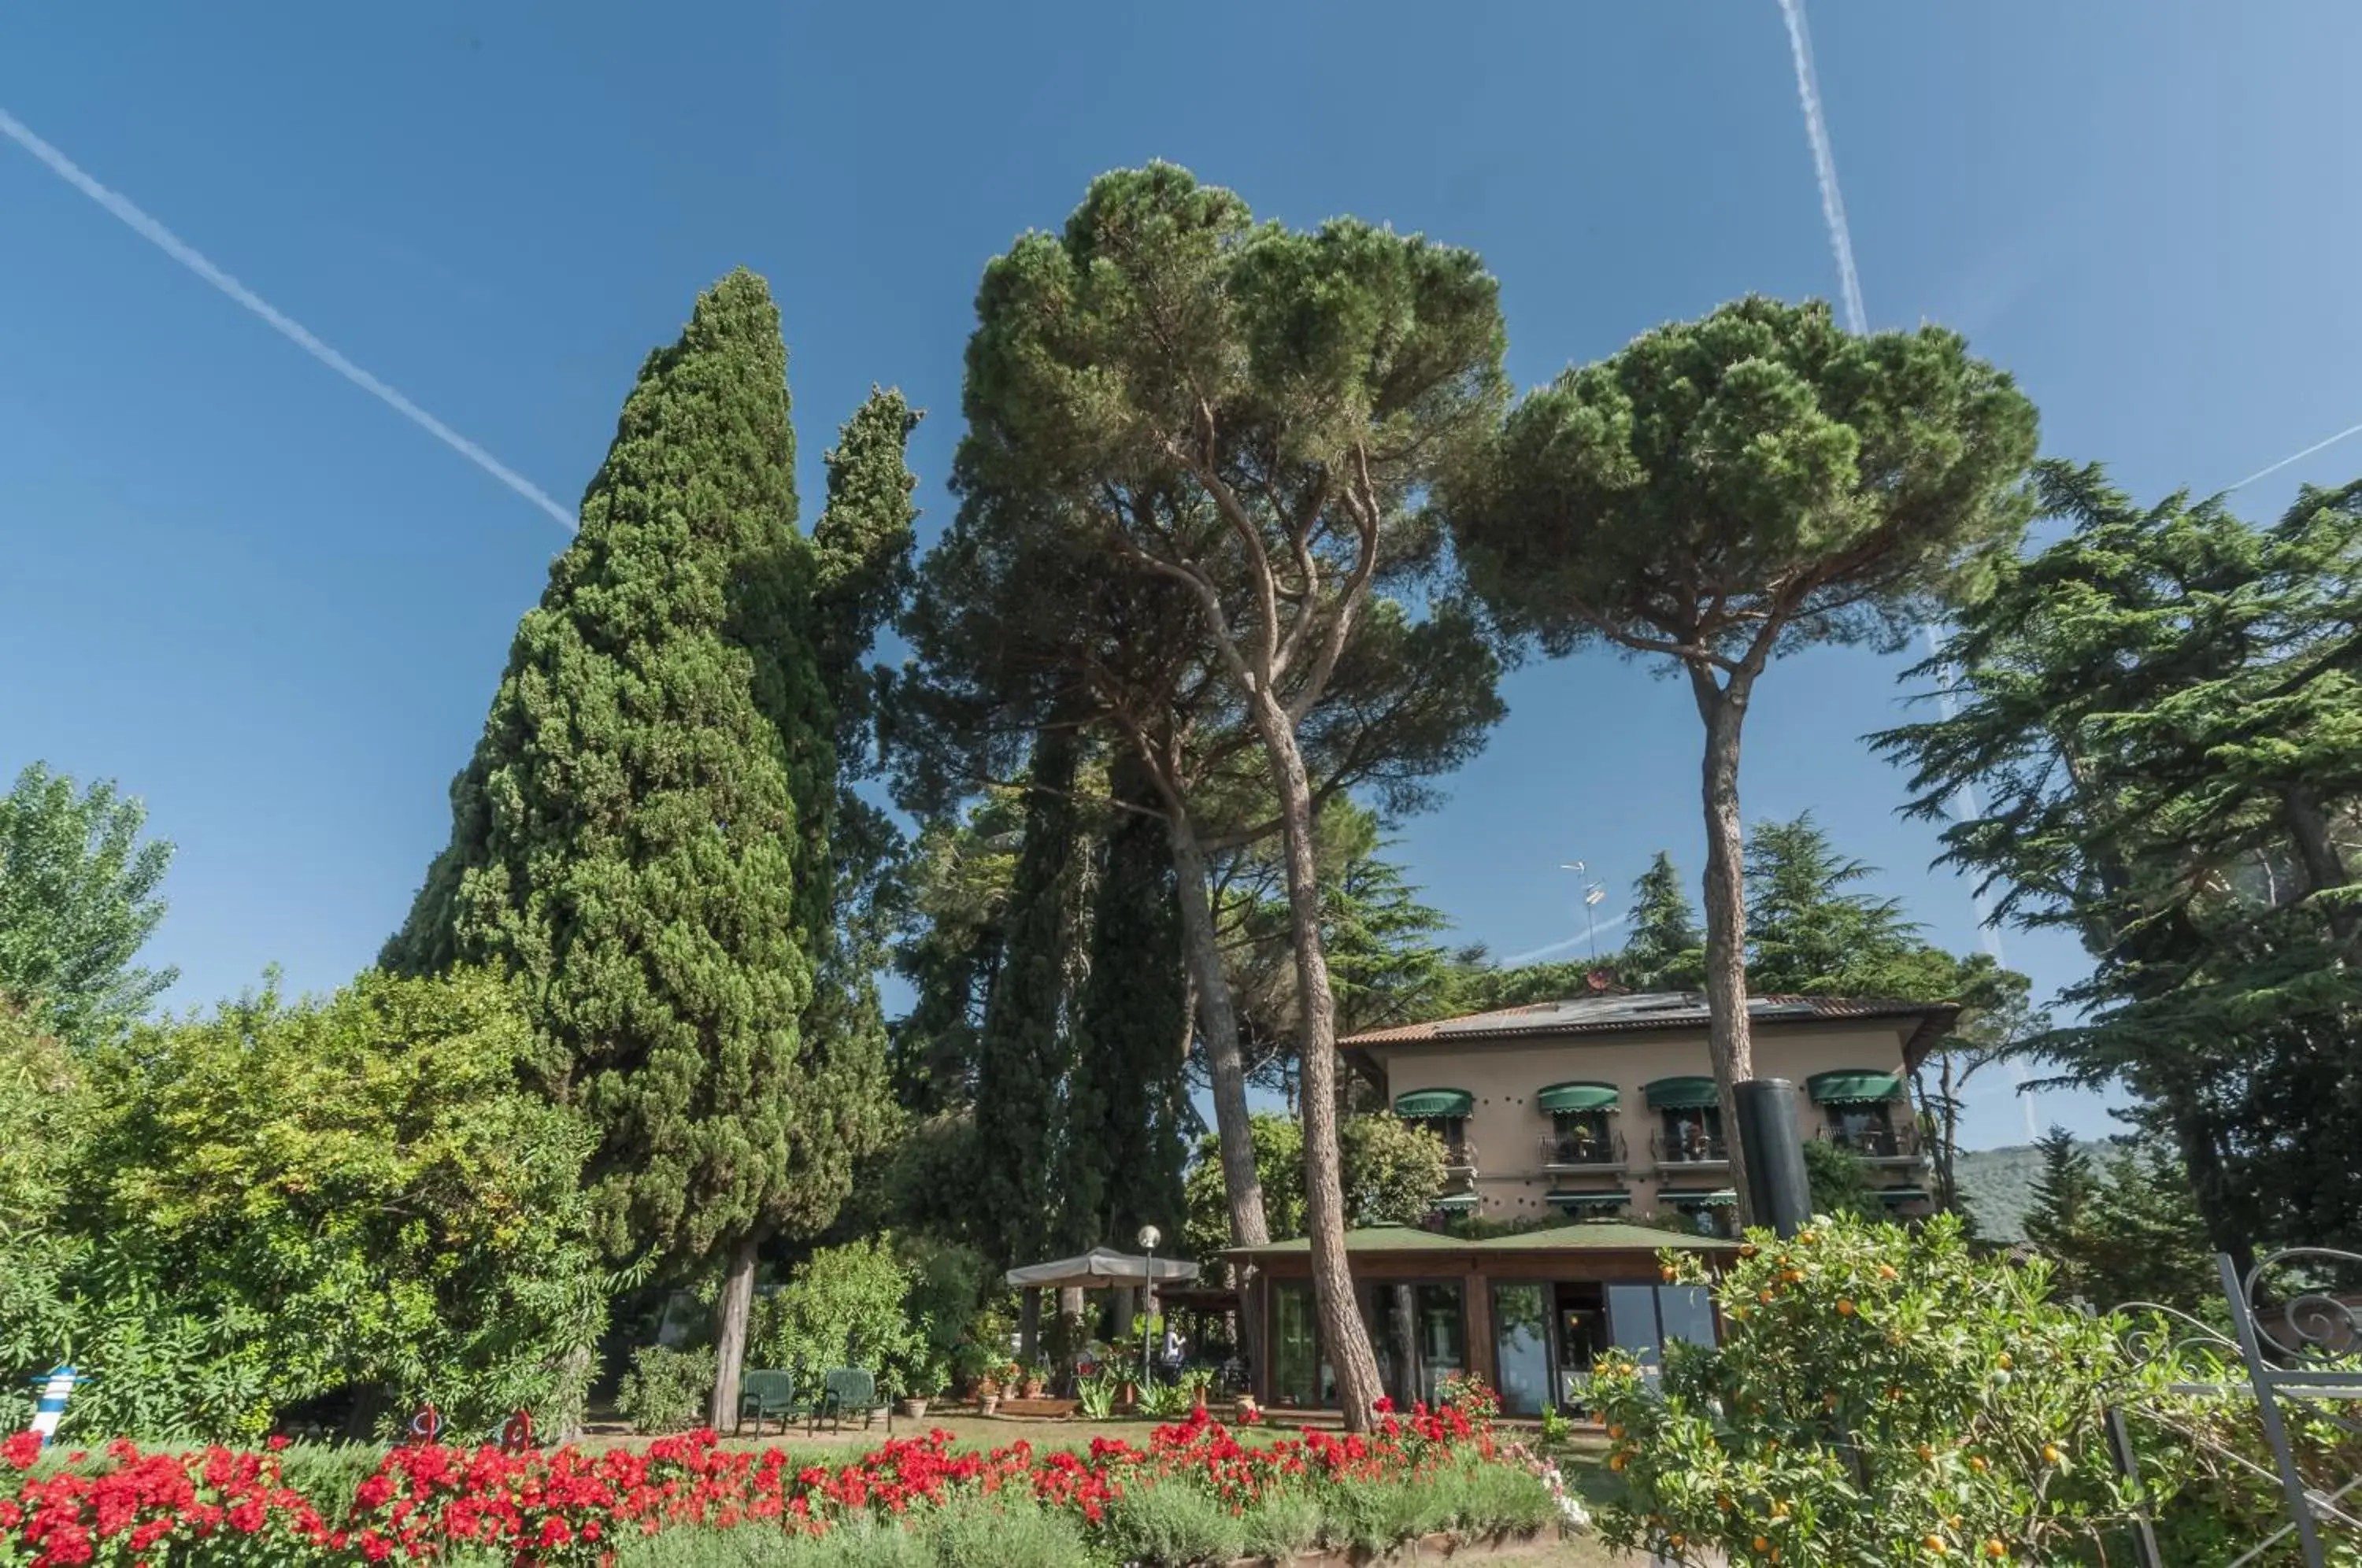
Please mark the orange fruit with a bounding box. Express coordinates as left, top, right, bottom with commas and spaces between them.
1837, 1299, 1858, 1316
2042, 1444, 2062, 1466
1924, 1537, 1949, 1555
1661, 1265, 1678, 1281
1760, 1289, 1776, 1304
1984, 1542, 2007, 1560
1754, 1537, 1771, 1553
1770, 1500, 1790, 1520
1781, 1268, 1805, 1285
1917, 1444, 1936, 1463
1879, 1263, 1898, 1280
1607, 1424, 1623, 1440
1609, 1454, 1627, 1472
1994, 1353, 2012, 1370
1968, 1455, 1988, 1474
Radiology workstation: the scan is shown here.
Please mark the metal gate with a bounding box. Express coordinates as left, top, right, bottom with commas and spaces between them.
2108, 1247, 2362, 1567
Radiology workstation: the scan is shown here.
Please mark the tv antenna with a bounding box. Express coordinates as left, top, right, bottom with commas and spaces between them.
1559, 862, 1609, 960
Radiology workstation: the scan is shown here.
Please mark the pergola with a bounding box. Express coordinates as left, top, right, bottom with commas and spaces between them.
1002, 1248, 1202, 1373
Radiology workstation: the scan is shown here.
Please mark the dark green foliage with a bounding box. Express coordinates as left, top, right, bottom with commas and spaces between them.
1874, 464, 2362, 1257
0, 763, 176, 1050
1619, 851, 1703, 991
1448, 296, 2042, 664
1802, 1137, 1879, 1220
1057, 757, 1189, 1250
2023, 1129, 2215, 1313
383, 272, 890, 1278
970, 730, 1088, 1267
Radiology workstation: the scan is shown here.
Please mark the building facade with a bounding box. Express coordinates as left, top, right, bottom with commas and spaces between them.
1340, 990, 1955, 1234
1226, 1223, 1738, 1416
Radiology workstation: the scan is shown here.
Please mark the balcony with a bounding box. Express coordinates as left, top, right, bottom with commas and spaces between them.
1537, 1133, 1627, 1171
1820, 1125, 1926, 1163
1439, 1141, 1479, 1181
1651, 1130, 1731, 1167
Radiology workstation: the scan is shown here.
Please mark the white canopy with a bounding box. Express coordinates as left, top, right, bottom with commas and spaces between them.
1002, 1247, 1201, 1291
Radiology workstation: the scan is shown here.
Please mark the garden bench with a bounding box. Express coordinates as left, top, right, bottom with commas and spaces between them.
808, 1367, 876, 1434
738, 1370, 795, 1436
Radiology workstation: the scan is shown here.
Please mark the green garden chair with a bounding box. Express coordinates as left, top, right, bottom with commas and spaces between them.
737, 1370, 795, 1436
809, 1367, 876, 1434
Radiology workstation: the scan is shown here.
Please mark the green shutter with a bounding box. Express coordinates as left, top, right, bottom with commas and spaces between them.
1644, 1077, 1719, 1110
1431, 1192, 1480, 1211
1546, 1189, 1631, 1209
1394, 1088, 1474, 1117
1656, 1187, 1738, 1206
1807, 1071, 1903, 1105
1535, 1082, 1620, 1113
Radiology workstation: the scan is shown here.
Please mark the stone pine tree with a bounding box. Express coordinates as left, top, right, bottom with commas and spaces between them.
383, 272, 904, 1427
1619, 852, 1702, 992
954, 165, 1508, 1429
1444, 297, 2038, 1221
970, 727, 1090, 1270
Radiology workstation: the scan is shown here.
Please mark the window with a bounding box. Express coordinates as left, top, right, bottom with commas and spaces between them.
1658, 1106, 1726, 1162
1273, 1284, 1319, 1408
1605, 1283, 1720, 1370
1407, 1115, 1472, 1164
1550, 1108, 1613, 1162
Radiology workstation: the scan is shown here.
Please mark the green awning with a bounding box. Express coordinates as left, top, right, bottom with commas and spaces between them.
1645, 1077, 1720, 1110
1395, 1088, 1473, 1118
1809, 1070, 1903, 1105
1657, 1188, 1738, 1207
1536, 1082, 1620, 1113
1546, 1189, 1632, 1208
1875, 1188, 1931, 1204
1430, 1192, 1480, 1211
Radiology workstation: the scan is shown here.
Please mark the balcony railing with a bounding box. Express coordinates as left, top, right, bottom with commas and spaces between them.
1439, 1141, 1479, 1176
1537, 1133, 1627, 1170
1821, 1125, 1923, 1161
1651, 1130, 1731, 1165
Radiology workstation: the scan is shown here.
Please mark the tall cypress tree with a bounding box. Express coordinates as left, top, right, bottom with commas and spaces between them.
383, 272, 890, 1424
1056, 756, 1189, 1252
971, 729, 1089, 1269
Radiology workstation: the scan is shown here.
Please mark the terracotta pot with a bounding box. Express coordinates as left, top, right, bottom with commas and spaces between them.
898, 1398, 928, 1420
978, 1395, 1000, 1418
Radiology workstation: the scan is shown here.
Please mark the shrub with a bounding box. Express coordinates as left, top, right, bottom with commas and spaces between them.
1240, 1488, 1324, 1559
1098, 1478, 1250, 1566
753, 1238, 928, 1398
617, 1344, 720, 1435
920, 1493, 1090, 1568
1594, 1211, 2147, 1564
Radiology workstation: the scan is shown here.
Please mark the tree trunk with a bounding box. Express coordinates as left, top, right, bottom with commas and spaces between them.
1170, 817, 1269, 1251
1250, 694, 1385, 1431
2282, 786, 2357, 943
1690, 671, 1760, 1226
708, 1225, 768, 1433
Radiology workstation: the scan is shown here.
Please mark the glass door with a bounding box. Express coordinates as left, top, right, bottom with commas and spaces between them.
1415, 1283, 1465, 1403
1492, 1283, 1550, 1417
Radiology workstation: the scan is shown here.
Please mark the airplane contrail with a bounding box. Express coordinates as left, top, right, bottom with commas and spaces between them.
1503, 911, 1633, 968
0, 105, 576, 533
1774, 1, 2033, 1137
1776, 0, 1867, 336
2223, 420, 2362, 495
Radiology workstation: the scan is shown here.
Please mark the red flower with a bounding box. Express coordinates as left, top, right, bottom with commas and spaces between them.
2, 1432, 42, 1472
267, 1435, 291, 1452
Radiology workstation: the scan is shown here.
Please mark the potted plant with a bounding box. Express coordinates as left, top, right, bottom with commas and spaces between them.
1020, 1363, 1046, 1400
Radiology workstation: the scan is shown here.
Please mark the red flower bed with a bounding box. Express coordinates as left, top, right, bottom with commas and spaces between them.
2, 1400, 1493, 1566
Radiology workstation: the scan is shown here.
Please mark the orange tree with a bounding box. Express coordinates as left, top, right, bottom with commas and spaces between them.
1593, 1213, 2158, 1565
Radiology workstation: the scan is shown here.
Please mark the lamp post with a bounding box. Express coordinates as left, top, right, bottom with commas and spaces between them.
1138, 1225, 1162, 1390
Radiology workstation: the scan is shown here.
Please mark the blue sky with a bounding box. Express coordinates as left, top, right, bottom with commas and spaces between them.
5, 3, 2358, 1152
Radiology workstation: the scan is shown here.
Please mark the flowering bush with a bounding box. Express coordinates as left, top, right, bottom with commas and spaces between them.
1593, 1212, 2158, 1565
2, 1391, 1557, 1566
